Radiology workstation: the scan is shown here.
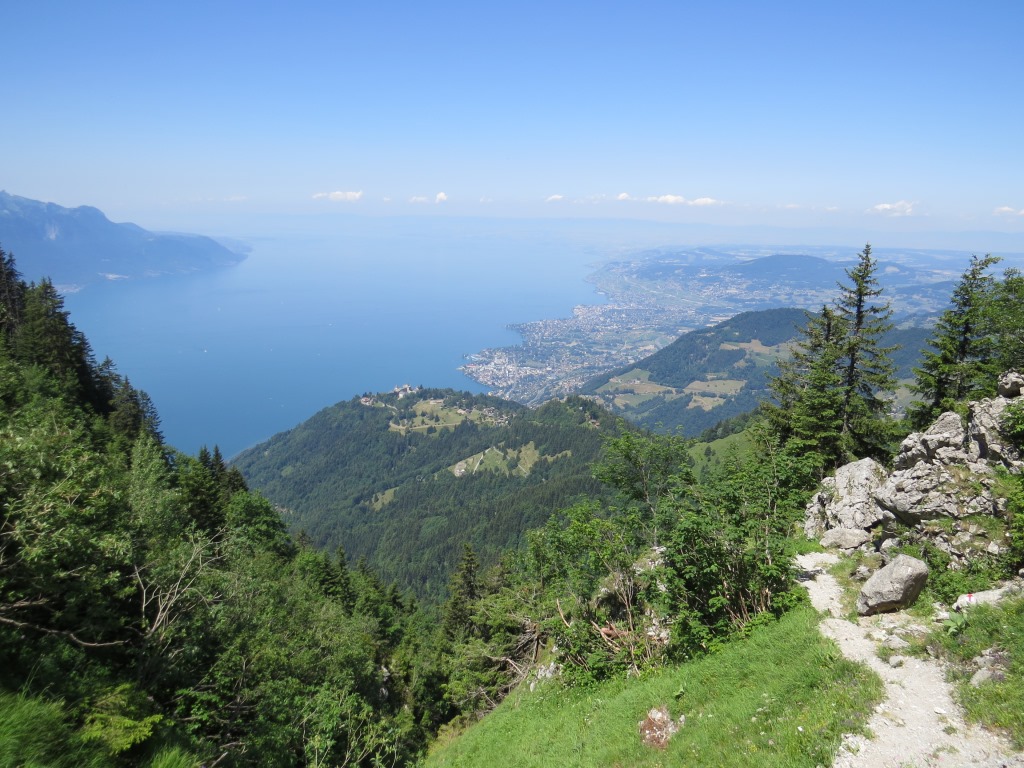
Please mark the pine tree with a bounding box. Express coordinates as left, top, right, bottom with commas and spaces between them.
909, 254, 1000, 427
442, 543, 480, 641
834, 244, 897, 457
781, 306, 848, 471
991, 267, 1024, 374
0, 246, 25, 340
14, 279, 96, 393
766, 305, 846, 440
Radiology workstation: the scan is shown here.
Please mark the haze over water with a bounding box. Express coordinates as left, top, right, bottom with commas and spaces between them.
65, 223, 607, 457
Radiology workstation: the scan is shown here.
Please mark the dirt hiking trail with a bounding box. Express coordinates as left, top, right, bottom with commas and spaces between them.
796, 551, 1023, 768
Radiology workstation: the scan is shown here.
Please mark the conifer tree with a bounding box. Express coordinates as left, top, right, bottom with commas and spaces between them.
0, 245, 25, 339
442, 543, 480, 641
991, 267, 1024, 374
14, 279, 96, 397
834, 244, 897, 457
909, 254, 1000, 427
781, 306, 848, 471
766, 305, 846, 438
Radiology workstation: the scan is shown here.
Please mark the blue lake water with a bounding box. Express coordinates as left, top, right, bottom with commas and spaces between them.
64, 224, 606, 457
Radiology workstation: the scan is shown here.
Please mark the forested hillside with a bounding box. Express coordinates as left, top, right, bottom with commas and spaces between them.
579, 306, 930, 434
6, 239, 1024, 767
234, 390, 617, 600
0, 245, 467, 766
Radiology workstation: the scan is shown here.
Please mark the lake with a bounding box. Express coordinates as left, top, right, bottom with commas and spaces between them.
64, 221, 608, 456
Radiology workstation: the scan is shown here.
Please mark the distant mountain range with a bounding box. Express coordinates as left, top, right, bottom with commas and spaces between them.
0, 191, 246, 289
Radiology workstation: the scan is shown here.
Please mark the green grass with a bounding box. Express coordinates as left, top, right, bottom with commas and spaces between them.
688, 430, 755, 475
929, 596, 1024, 747
0, 691, 199, 768
448, 442, 570, 479
423, 606, 882, 768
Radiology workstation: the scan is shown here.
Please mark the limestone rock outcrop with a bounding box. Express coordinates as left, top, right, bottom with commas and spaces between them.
806, 373, 1022, 565
804, 458, 891, 539
857, 554, 929, 615
967, 381, 1023, 469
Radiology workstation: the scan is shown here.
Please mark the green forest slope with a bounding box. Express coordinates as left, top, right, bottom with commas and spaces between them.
234, 390, 618, 601
579, 307, 929, 434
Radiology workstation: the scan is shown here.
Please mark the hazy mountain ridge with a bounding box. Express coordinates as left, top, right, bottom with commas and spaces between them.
0, 191, 245, 288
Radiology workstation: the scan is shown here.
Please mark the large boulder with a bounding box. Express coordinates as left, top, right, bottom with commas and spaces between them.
804, 458, 890, 539
856, 554, 929, 616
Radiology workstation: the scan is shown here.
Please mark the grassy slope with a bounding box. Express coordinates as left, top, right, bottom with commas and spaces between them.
425, 606, 882, 768
931, 597, 1024, 747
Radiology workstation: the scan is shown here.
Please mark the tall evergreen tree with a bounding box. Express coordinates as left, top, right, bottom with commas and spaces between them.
766, 305, 846, 438
834, 244, 897, 457
442, 544, 481, 641
909, 254, 1001, 427
781, 306, 848, 471
991, 267, 1024, 374
0, 245, 25, 340
13, 279, 97, 402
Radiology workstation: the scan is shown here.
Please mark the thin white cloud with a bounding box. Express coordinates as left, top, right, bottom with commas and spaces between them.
825, 206, 840, 212
545, 194, 565, 202
409, 196, 429, 204
616, 192, 632, 201
382, 196, 393, 203
435, 192, 448, 204
312, 190, 364, 202
479, 196, 493, 203
868, 200, 915, 217
645, 194, 724, 206
994, 206, 1019, 216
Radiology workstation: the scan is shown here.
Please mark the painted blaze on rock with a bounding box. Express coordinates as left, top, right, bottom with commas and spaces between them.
857, 554, 929, 616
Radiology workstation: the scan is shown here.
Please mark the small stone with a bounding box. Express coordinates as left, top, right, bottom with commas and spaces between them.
888, 655, 905, 668
821, 527, 871, 551
639, 705, 681, 749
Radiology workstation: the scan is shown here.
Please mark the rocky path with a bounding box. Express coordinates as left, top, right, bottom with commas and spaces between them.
796, 552, 1023, 768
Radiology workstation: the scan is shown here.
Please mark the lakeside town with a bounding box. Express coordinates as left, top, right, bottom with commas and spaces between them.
460, 247, 975, 404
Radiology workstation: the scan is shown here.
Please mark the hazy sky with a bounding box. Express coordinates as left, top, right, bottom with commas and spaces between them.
3, 1, 1023, 239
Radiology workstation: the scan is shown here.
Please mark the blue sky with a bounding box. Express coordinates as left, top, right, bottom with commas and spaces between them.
3, 1, 1024, 241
